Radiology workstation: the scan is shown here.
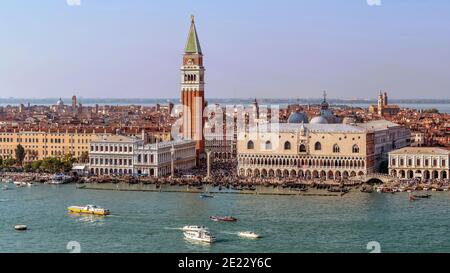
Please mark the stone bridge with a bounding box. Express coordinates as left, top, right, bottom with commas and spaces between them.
350, 173, 395, 184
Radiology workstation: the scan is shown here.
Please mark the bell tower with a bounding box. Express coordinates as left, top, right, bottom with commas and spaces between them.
181, 15, 205, 162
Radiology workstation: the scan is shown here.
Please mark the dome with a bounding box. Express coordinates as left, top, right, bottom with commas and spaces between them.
288, 111, 309, 124
56, 98, 64, 106
310, 116, 328, 124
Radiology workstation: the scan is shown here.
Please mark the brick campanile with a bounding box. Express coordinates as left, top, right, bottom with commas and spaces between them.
181, 15, 205, 164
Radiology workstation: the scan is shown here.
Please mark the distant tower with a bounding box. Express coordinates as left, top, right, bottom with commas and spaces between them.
252, 98, 259, 119
72, 95, 77, 111
181, 15, 205, 162
383, 91, 388, 106
377, 91, 384, 116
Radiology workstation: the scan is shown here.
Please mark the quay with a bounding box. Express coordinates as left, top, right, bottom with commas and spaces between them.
77, 182, 348, 197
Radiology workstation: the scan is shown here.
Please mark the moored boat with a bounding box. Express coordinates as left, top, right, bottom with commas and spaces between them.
67, 204, 110, 216
210, 216, 237, 222
50, 173, 72, 185
200, 193, 214, 199
413, 194, 431, 199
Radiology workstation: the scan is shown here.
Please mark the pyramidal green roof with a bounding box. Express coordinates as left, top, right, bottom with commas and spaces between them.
184, 15, 202, 54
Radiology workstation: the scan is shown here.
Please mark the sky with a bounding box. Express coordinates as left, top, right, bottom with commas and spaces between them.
0, 0, 449, 100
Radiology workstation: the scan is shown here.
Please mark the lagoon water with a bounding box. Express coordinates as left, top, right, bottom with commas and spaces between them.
1, 184, 450, 253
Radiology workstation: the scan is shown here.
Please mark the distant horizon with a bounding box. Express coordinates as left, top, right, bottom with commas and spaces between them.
1, 1, 450, 99
1, 97, 449, 104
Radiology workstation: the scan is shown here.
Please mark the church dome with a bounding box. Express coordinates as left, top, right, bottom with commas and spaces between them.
310, 116, 328, 124
56, 98, 64, 106
288, 111, 309, 124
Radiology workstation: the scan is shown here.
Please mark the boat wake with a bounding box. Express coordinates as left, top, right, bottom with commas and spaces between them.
164, 227, 184, 231
219, 231, 239, 235
0, 199, 9, 202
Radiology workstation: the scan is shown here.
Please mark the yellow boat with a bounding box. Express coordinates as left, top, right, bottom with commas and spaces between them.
68, 205, 110, 216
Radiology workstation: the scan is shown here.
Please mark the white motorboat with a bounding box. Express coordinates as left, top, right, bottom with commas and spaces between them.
182, 225, 209, 232
50, 174, 72, 184
13, 181, 21, 185
14, 225, 28, 231
3, 178, 13, 184
238, 231, 261, 239
184, 230, 216, 243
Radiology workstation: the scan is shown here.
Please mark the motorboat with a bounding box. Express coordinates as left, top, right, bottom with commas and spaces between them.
238, 231, 261, 239
182, 225, 209, 232
413, 194, 431, 199
50, 174, 72, 185
14, 225, 28, 231
3, 178, 13, 183
184, 229, 216, 243
210, 216, 237, 222
68, 204, 110, 216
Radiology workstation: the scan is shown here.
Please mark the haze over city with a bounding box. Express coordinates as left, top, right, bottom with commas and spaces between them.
1, 0, 449, 99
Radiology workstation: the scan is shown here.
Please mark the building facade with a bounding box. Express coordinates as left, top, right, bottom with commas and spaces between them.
356, 120, 411, 170
237, 123, 375, 180
89, 135, 196, 177
0, 130, 99, 162
389, 147, 449, 180
134, 140, 196, 177
89, 135, 142, 175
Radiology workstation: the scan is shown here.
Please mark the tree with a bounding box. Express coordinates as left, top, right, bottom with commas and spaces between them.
15, 144, 26, 166
0, 156, 3, 167
31, 160, 42, 171
3, 158, 16, 168
24, 163, 33, 172
79, 151, 89, 163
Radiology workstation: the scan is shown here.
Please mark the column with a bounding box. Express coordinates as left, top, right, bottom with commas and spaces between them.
206, 149, 212, 178
170, 145, 175, 178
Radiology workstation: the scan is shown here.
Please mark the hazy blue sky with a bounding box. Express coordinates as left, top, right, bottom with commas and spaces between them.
0, 0, 449, 99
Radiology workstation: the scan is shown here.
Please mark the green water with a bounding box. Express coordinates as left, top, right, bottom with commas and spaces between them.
1, 184, 450, 253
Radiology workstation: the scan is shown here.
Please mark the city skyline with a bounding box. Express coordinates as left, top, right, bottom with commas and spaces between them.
1, 1, 450, 99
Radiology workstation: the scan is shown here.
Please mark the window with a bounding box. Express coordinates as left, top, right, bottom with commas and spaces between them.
247, 141, 254, 150
391, 158, 396, 166
333, 144, 340, 153
314, 142, 322, 151
284, 141, 291, 150
352, 144, 359, 153
265, 141, 272, 150
299, 144, 306, 153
